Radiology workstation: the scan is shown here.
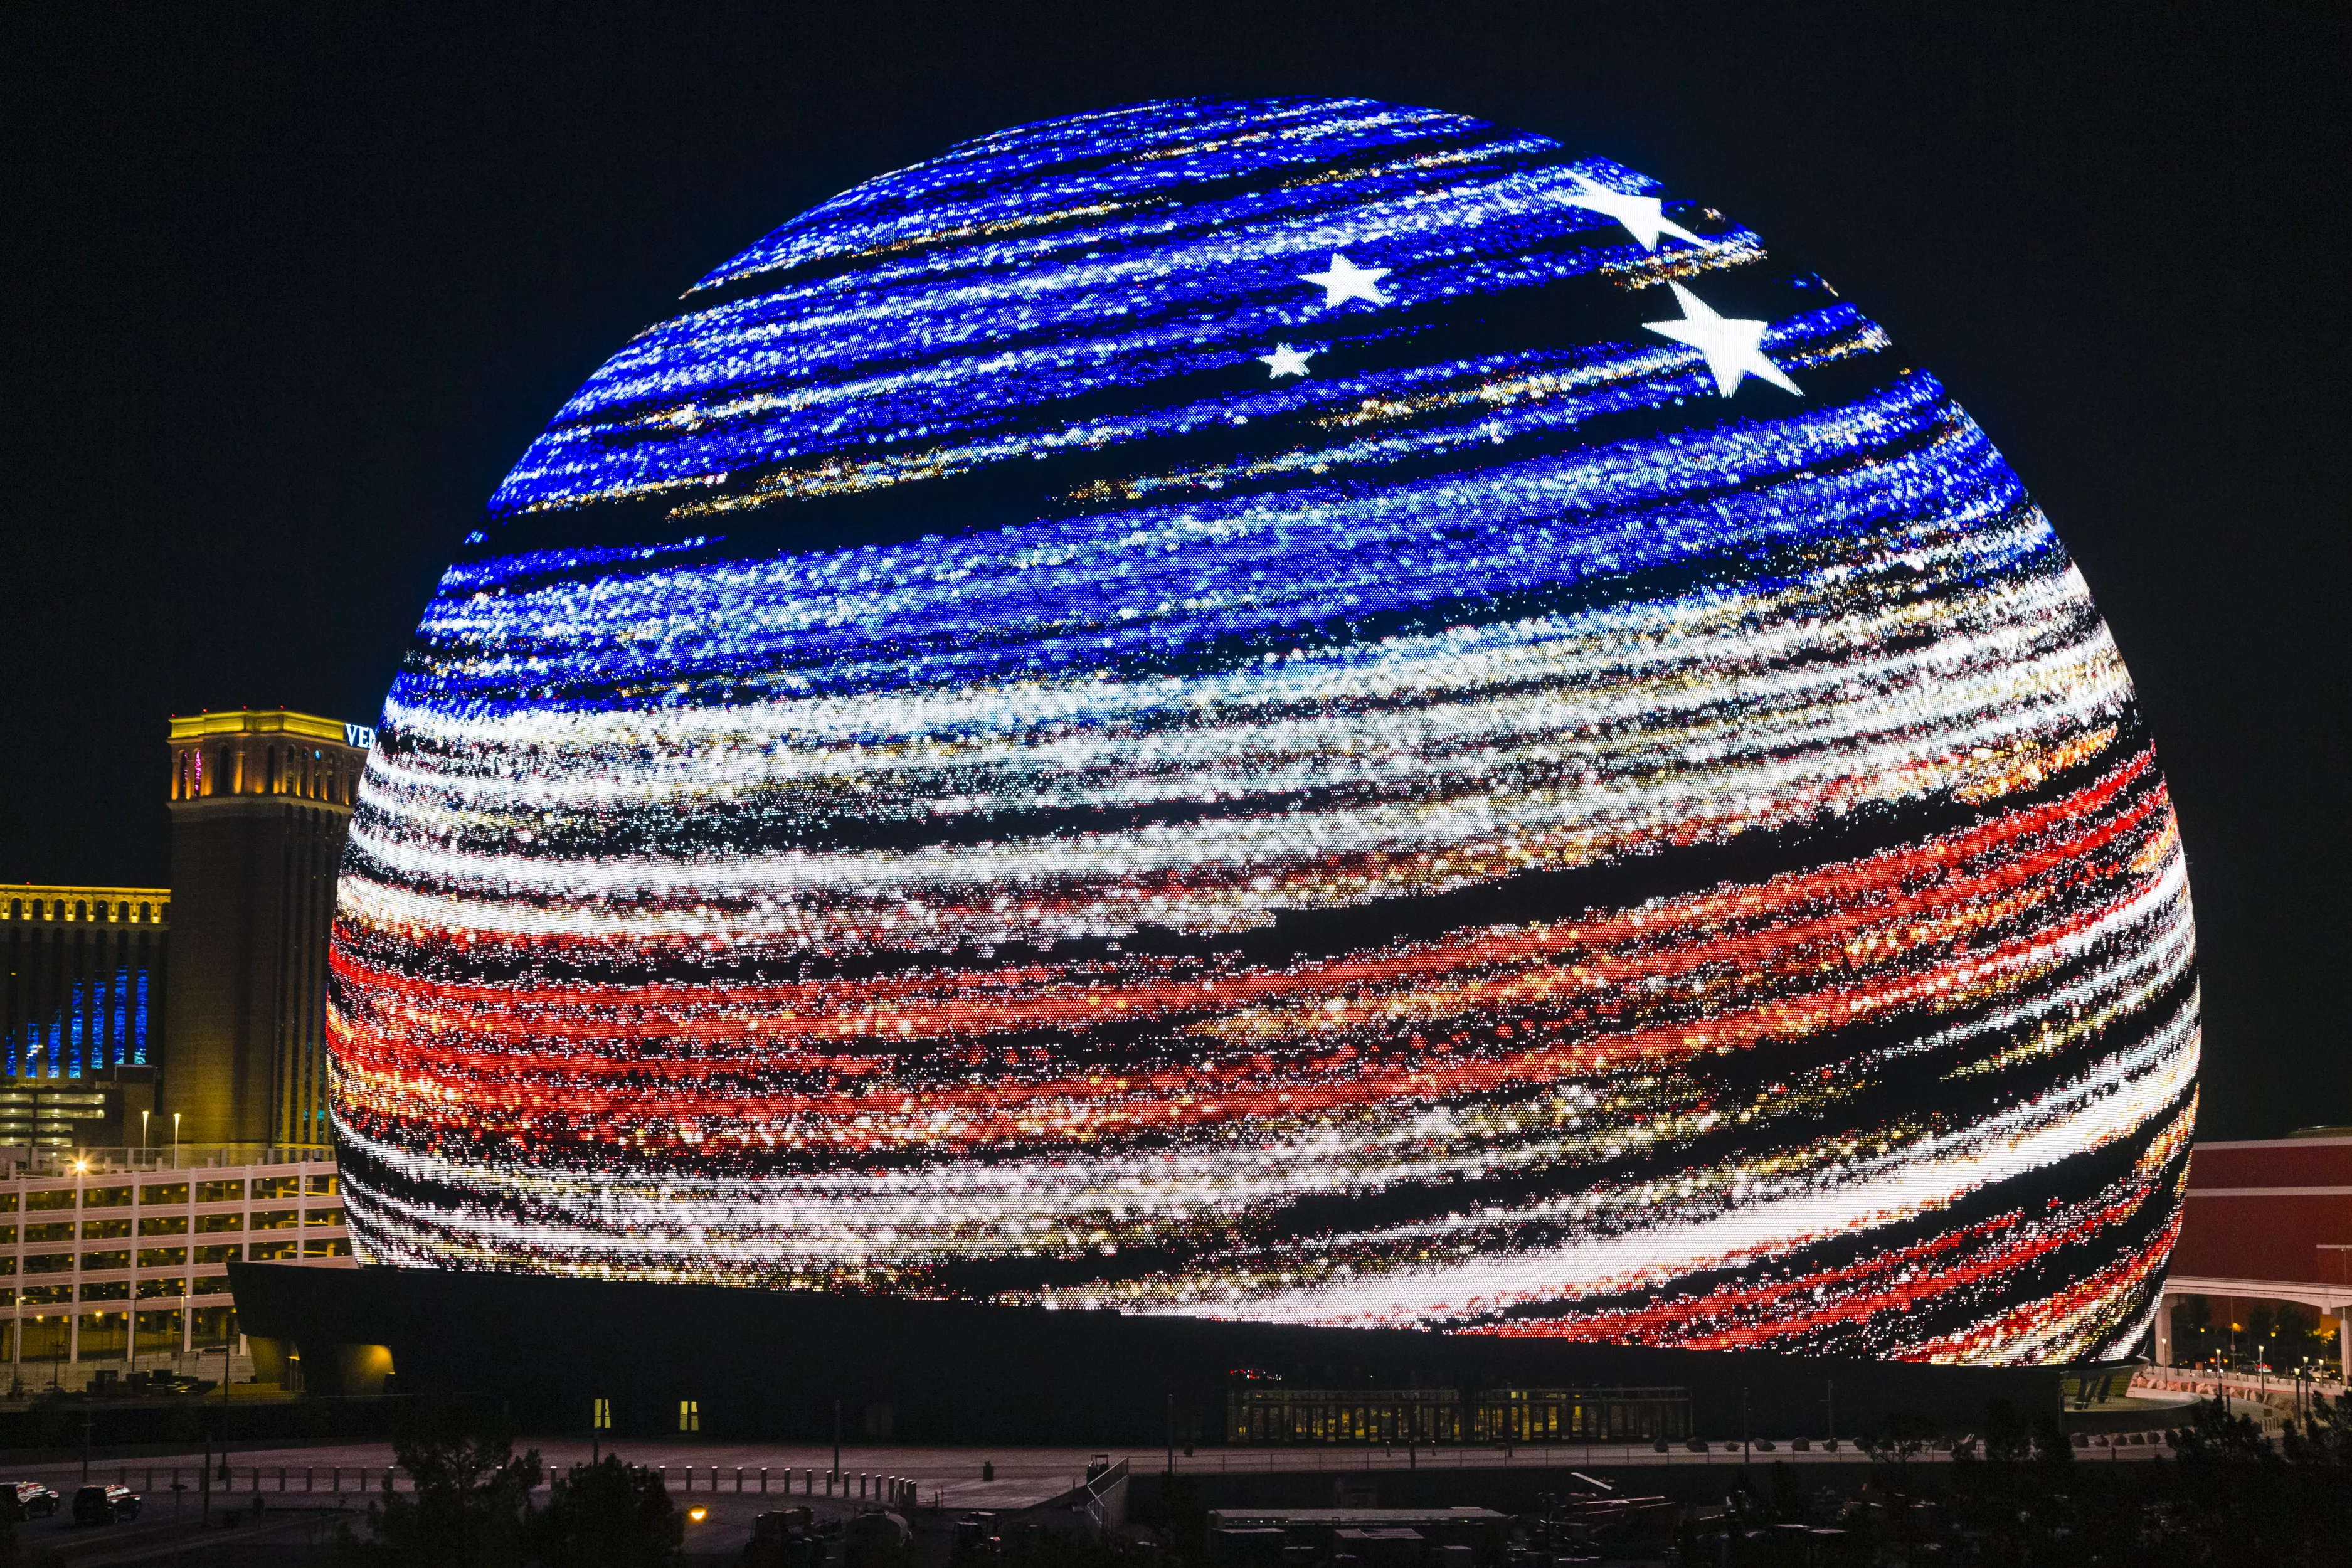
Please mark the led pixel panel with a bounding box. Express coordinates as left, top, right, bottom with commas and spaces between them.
330, 98, 2197, 1363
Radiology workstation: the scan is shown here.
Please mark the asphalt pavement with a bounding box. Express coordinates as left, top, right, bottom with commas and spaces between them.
2, 1426, 2220, 1565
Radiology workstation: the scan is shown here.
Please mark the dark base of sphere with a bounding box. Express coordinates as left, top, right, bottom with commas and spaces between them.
230, 1259, 2082, 1443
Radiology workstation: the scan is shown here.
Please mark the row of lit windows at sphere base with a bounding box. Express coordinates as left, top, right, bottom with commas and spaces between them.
552, 1384, 1697, 1448
1226, 1385, 1693, 1445
0, 1154, 351, 1395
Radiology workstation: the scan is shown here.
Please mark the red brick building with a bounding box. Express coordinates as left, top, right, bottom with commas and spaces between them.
2159, 1132, 2352, 1377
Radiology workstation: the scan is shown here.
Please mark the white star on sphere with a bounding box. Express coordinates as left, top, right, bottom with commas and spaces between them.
1258, 343, 1315, 378
1643, 282, 1800, 398
1560, 172, 1705, 252
1299, 252, 1391, 307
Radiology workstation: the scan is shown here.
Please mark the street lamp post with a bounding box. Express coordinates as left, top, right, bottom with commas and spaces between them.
214, 1316, 233, 1515
70, 1157, 87, 1391
172, 1113, 181, 1168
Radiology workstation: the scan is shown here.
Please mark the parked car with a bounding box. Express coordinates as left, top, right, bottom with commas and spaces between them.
71, 1485, 140, 1525
8, 1482, 59, 1519
841, 1510, 910, 1568
746, 1508, 822, 1568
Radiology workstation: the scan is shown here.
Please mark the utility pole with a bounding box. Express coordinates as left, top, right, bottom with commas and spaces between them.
70, 1158, 85, 1391
218, 1322, 233, 1491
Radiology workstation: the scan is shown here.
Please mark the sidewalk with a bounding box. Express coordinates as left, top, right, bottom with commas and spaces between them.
2134, 1365, 2345, 1416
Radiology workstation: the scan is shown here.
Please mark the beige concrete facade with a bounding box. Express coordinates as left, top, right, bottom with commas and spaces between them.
1, 1149, 353, 1391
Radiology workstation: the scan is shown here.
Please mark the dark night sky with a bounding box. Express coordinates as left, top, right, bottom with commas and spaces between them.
1, 3, 2344, 1138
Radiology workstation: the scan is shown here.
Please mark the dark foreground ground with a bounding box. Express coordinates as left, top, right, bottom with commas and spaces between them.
0, 1427, 2213, 1566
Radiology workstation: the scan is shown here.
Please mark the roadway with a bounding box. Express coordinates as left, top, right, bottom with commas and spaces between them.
1, 1422, 2225, 1565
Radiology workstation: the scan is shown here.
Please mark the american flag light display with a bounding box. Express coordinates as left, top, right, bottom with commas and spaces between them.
329, 97, 2197, 1363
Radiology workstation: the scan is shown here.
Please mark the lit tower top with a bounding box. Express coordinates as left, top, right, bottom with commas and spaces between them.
166, 710, 373, 808
162, 710, 372, 1155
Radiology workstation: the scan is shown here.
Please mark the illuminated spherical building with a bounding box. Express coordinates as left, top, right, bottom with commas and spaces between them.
329, 97, 2198, 1364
